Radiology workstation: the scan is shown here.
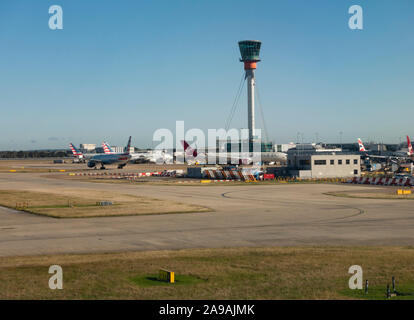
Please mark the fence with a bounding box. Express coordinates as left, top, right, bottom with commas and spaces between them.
347, 176, 414, 187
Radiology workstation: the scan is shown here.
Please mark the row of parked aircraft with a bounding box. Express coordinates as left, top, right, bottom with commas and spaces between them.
179, 141, 261, 165
357, 136, 413, 161
70, 137, 176, 169
101, 141, 174, 164
69, 137, 133, 169
69, 135, 413, 170
69, 138, 227, 169
69, 137, 277, 169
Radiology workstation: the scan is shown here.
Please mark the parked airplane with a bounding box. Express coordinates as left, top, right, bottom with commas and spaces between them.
358, 137, 413, 160
144, 149, 174, 164
260, 151, 287, 164
180, 140, 206, 164
102, 142, 173, 164
87, 136, 132, 169
180, 140, 254, 165
69, 143, 96, 162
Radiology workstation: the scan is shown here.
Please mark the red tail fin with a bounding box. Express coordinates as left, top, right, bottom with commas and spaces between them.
357, 138, 366, 152
181, 140, 197, 157
182, 140, 190, 151
69, 143, 83, 157
407, 136, 413, 155
102, 142, 114, 154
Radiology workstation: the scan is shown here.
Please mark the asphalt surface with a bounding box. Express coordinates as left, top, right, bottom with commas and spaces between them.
0, 170, 414, 257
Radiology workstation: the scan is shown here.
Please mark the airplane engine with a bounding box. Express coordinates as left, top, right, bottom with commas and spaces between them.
87, 161, 96, 168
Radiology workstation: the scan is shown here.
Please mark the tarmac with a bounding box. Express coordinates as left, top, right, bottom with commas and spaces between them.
0, 168, 414, 257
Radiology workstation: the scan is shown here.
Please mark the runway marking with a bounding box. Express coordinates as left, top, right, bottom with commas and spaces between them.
221, 191, 365, 223
326, 205, 364, 221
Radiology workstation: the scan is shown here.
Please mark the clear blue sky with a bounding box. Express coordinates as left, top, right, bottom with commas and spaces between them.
0, 0, 413, 150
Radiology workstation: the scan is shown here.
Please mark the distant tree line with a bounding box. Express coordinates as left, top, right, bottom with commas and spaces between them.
0, 150, 71, 159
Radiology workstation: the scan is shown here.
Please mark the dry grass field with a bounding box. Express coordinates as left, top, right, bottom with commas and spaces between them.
0, 246, 413, 299
0, 189, 211, 218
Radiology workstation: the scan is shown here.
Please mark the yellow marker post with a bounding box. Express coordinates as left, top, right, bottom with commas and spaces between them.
159, 269, 175, 283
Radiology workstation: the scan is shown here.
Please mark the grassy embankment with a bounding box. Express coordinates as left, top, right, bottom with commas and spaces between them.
1, 247, 413, 299
0, 189, 211, 218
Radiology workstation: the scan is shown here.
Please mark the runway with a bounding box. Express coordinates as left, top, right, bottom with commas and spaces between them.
0, 171, 413, 256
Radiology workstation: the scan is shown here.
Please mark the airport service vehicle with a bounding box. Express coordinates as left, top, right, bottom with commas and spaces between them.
87, 136, 132, 169
102, 142, 173, 164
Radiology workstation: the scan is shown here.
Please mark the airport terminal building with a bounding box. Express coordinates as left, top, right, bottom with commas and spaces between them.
286, 145, 361, 178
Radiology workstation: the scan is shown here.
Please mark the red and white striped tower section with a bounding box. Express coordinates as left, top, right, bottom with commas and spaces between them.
238, 40, 262, 144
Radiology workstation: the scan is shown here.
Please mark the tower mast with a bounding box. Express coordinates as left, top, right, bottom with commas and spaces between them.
238, 40, 262, 144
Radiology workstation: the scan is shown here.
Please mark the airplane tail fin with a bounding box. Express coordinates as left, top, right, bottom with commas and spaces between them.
357, 138, 366, 152
102, 142, 114, 154
69, 143, 83, 157
181, 140, 197, 157
407, 136, 413, 155
124, 136, 132, 155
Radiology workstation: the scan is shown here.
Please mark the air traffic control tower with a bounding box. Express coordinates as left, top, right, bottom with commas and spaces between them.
238, 40, 261, 144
